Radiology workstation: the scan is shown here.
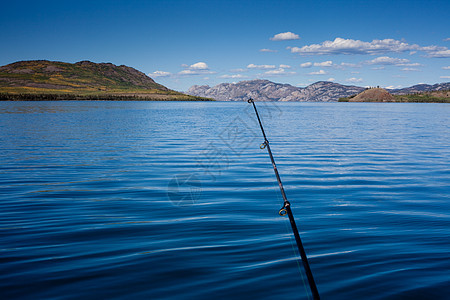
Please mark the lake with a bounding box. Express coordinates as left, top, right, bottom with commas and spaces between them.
1, 101, 449, 299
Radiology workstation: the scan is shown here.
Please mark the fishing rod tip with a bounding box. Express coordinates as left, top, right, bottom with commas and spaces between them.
247, 98, 253, 103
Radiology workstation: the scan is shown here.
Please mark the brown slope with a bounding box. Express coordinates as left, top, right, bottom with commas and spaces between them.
349, 88, 394, 102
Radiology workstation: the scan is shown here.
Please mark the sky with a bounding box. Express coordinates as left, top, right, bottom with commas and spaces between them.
1, 0, 450, 91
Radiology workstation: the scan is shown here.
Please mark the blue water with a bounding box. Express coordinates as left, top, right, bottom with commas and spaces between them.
1, 101, 449, 299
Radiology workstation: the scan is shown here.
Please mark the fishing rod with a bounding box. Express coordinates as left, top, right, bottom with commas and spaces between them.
248, 98, 320, 300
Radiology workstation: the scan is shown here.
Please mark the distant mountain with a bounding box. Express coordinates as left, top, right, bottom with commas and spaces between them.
300, 81, 365, 102
390, 82, 450, 95
187, 80, 363, 102
0, 60, 211, 101
187, 79, 450, 102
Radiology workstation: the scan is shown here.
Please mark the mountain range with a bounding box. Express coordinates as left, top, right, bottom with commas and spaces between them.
187, 80, 450, 102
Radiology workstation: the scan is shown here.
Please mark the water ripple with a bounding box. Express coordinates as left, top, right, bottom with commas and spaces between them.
0, 101, 449, 299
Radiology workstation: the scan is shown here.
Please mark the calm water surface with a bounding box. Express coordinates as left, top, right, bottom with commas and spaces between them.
0, 101, 449, 299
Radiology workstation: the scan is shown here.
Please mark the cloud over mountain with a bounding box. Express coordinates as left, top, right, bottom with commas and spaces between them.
149, 70, 171, 77
308, 70, 328, 75
263, 68, 295, 76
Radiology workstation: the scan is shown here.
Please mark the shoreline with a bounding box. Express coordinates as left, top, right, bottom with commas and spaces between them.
0, 93, 214, 101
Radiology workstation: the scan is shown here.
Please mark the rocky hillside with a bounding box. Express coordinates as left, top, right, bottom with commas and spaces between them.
187, 80, 364, 102
391, 82, 450, 95
0, 60, 211, 101
187, 79, 450, 102
301, 81, 365, 102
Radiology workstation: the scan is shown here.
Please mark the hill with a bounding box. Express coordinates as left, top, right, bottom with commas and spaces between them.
340, 87, 450, 103
187, 80, 364, 102
346, 88, 395, 102
0, 60, 212, 101
187, 79, 450, 102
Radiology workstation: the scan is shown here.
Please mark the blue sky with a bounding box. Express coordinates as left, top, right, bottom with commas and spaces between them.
1, 0, 449, 91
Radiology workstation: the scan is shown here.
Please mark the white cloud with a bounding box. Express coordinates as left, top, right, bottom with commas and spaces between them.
279, 64, 291, 68
230, 68, 247, 72
365, 57, 423, 68
219, 74, 247, 79
179, 69, 215, 76
400, 63, 422, 67
247, 63, 276, 69
300, 62, 313, 68
401, 68, 420, 71
385, 85, 403, 89
289, 37, 420, 55
149, 70, 171, 77
444, 38, 450, 42
308, 69, 328, 75
327, 77, 335, 81
260, 48, 278, 52
421, 45, 450, 58
288, 37, 450, 58
190, 62, 209, 70
270, 31, 300, 41
179, 69, 200, 75
372, 66, 385, 70
427, 49, 450, 58
440, 76, 450, 79
351, 71, 360, 74
340, 62, 361, 68
264, 68, 296, 76
313, 60, 333, 67
178, 62, 215, 76
366, 56, 410, 65
442, 66, 450, 70
346, 77, 363, 83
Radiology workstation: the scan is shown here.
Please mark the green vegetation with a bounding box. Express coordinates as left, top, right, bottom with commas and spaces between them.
338, 94, 357, 102
392, 91, 450, 103
0, 60, 214, 101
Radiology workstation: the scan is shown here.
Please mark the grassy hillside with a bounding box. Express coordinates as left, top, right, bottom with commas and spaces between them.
0, 60, 212, 101
339, 88, 450, 103
392, 90, 450, 103
342, 88, 394, 102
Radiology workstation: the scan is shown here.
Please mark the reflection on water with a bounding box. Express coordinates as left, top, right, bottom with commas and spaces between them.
0, 101, 449, 299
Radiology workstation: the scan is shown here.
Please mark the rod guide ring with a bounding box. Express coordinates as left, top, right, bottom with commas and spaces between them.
279, 208, 288, 216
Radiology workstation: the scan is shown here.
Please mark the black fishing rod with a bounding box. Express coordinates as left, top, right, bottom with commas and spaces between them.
248, 98, 320, 300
